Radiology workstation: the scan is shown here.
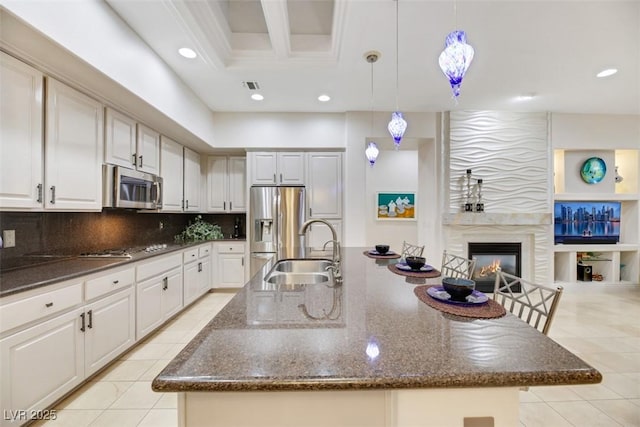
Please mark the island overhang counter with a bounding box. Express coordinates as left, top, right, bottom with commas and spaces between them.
152, 247, 601, 427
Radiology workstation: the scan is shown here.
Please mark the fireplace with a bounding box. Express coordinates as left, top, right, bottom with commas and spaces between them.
468, 243, 522, 293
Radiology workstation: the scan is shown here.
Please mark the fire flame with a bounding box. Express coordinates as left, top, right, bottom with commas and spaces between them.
478, 259, 501, 277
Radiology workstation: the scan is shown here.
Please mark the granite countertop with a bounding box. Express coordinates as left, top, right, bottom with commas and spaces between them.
0, 239, 246, 298
152, 247, 602, 392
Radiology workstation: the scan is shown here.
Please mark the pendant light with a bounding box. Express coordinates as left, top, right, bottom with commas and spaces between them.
387, 0, 407, 149
438, 0, 474, 99
365, 51, 380, 167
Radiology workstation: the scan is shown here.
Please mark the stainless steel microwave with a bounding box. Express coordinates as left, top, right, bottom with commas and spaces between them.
103, 165, 162, 209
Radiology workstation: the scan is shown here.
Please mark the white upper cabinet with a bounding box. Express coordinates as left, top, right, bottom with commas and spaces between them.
0, 52, 44, 210
306, 152, 343, 218
207, 156, 246, 213
249, 152, 304, 185
160, 136, 184, 212
136, 124, 160, 175
104, 108, 136, 169
183, 147, 201, 212
104, 107, 160, 175
45, 78, 103, 210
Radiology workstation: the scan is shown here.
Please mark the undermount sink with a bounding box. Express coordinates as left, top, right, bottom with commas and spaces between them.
273, 259, 332, 273
265, 272, 330, 286
264, 258, 334, 287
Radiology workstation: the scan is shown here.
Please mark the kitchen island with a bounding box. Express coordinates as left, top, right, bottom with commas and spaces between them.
152, 247, 601, 427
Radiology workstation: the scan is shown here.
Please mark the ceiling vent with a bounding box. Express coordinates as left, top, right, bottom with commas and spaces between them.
243, 81, 260, 90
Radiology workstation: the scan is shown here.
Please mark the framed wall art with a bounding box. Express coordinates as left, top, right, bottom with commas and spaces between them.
376, 192, 416, 220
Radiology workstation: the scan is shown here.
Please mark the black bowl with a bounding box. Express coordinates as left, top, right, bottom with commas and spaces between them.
405, 256, 426, 270
442, 277, 476, 301
375, 244, 390, 254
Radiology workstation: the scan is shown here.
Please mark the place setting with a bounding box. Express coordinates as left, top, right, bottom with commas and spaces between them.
363, 244, 401, 259
414, 277, 506, 319
387, 255, 441, 278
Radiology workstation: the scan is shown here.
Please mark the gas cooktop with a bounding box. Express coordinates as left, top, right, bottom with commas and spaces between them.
78, 244, 169, 258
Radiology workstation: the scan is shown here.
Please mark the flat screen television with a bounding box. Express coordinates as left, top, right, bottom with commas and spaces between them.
554, 201, 621, 244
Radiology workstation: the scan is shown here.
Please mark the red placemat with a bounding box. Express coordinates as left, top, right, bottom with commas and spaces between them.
387, 263, 441, 278
363, 250, 401, 260
414, 285, 506, 319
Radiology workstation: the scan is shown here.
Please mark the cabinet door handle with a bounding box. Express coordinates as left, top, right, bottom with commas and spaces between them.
229, 201, 232, 210
45, 302, 53, 308
132, 153, 137, 166
36, 184, 43, 203
280, 173, 282, 183
138, 155, 143, 168
223, 201, 226, 211
87, 310, 93, 329
50, 186, 56, 204
310, 208, 313, 217
273, 173, 276, 183
198, 262, 202, 272
241, 256, 244, 267
186, 200, 189, 209
162, 277, 168, 290
80, 313, 86, 332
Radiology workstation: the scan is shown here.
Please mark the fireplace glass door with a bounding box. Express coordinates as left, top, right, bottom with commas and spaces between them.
468, 243, 522, 293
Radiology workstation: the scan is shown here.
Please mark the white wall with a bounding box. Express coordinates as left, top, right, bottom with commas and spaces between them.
551, 114, 640, 149
211, 113, 345, 149
344, 112, 437, 249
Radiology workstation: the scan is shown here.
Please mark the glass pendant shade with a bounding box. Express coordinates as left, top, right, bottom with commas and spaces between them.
387, 111, 407, 149
365, 142, 379, 167
438, 30, 475, 98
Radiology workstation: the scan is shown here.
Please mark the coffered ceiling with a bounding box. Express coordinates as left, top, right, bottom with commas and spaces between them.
105, 0, 639, 115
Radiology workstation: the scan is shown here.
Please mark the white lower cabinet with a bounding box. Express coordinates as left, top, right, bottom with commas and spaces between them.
136, 252, 184, 340
183, 244, 212, 306
0, 308, 84, 426
213, 242, 246, 288
84, 287, 135, 377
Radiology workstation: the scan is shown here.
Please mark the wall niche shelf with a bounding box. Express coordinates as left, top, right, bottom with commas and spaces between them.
552, 148, 639, 286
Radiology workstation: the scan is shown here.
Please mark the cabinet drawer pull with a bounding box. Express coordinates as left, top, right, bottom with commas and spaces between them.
36, 184, 43, 203
45, 302, 53, 308
80, 313, 86, 332
113, 280, 119, 285
50, 185, 56, 204
87, 310, 93, 329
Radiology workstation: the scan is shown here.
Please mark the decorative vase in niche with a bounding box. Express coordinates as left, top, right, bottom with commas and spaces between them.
615, 166, 624, 183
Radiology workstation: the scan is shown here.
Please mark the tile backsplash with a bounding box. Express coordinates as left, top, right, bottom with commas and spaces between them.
0, 210, 245, 269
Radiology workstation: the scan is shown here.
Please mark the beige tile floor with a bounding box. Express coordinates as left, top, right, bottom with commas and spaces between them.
34, 282, 639, 427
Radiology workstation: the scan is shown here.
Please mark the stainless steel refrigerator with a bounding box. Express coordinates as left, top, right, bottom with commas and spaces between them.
250, 186, 306, 262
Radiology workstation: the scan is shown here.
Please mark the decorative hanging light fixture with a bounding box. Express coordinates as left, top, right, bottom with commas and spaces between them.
438, 0, 474, 99
365, 51, 380, 167
365, 141, 379, 167
387, 0, 407, 149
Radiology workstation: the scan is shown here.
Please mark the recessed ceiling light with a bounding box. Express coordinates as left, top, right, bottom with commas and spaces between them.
318, 94, 331, 102
516, 94, 535, 101
178, 47, 197, 59
596, 68, 618, 78
251, 93, 264, 101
